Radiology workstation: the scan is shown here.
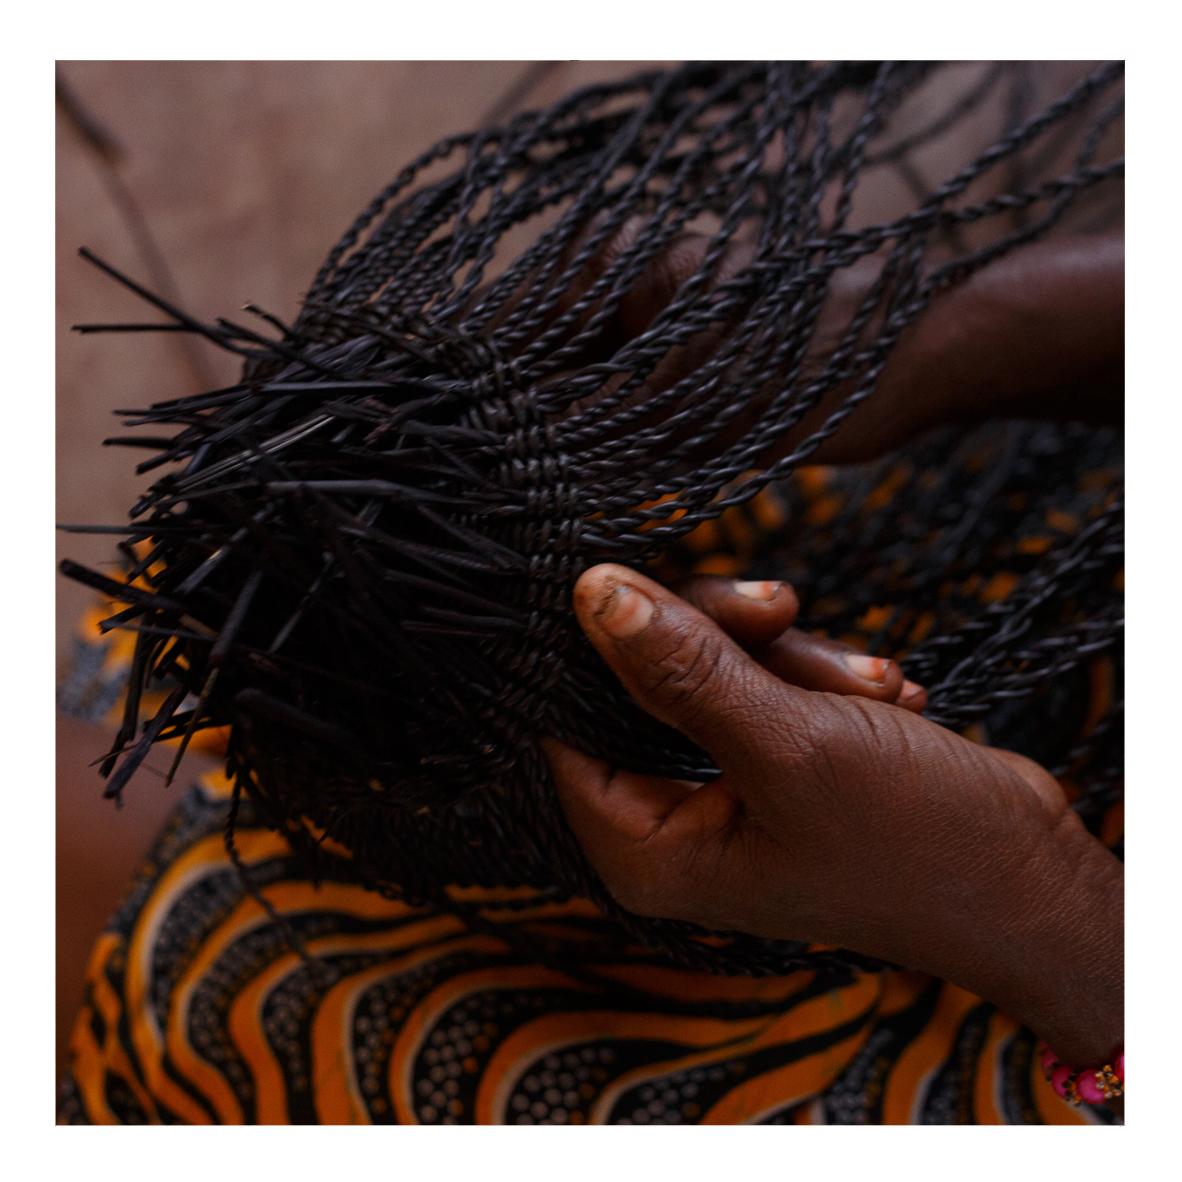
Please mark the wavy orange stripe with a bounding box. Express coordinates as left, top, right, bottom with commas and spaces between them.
480, 1007, 771, 1125
67, 1011, 118, 1125
590, 973, 881, 1124
88, 945, 162, 1122
163, 880, 423, 1123
225, 918, 470, 1124
879, 983, 981, 1124
125, 828, 292, 1124
701, 1025, 873, 1124
392, 963, 592, 1124
971, 1010, 1020, 1125
309, 924, 486, 1125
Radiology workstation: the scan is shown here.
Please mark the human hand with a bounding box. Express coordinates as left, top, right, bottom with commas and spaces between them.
545, 564, 1123, 1066
547, 222, 1123, 465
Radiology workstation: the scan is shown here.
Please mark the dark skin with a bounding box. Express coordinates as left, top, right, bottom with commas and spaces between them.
544, 229, 1123, 1071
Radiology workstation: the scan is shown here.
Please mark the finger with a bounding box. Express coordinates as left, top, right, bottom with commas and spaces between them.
897, 680, 928, 714
755, 629, 918, 708
542, 737, 738, 918
673, 575, 799, 648
673, 578, 926, 712
542, 737, 693, 845
572, 563, 803, 766
611, 229, 755, 342
550, 221, 756, 368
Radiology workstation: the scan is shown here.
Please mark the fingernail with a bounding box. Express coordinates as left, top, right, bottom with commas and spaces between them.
734, 580, 780, 601
844, 653, 890, 684
900, 679, 927, 706
598, 584, 654, 638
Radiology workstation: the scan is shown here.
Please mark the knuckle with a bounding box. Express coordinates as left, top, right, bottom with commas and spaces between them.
759, 692, 840, 767
836, 695, 917, 789
843, 694, 909, 757
641, 623, 726, 722
754, 692, 898, 798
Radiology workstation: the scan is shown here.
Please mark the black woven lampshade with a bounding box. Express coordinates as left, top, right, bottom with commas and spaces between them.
63, 61, 1124, 976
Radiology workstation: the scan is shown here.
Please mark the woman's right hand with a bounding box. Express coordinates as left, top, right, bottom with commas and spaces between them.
545, 564, 1124, 1069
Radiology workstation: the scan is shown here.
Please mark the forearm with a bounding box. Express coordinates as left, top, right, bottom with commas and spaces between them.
916, 232, 1124, 431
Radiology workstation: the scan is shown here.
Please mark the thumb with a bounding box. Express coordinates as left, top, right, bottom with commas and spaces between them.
573, 563, 797, 767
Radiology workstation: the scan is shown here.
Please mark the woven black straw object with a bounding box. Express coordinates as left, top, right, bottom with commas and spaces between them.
64, 62, 1124, 976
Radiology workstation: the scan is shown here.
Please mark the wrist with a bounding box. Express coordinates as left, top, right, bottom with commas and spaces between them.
944, 810, 1123, 1065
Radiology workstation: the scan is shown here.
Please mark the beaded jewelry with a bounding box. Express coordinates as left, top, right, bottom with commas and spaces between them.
1039, 1043, 1124, 1106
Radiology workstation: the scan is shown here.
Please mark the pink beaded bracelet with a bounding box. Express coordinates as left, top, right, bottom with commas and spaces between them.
1038, 1042, 1124, 1106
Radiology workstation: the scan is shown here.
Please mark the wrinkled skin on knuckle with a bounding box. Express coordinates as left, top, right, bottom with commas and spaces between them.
840, 696, 920, 784
751, 691, 849, 788
638, 618, 728, 725
745, 694, 922, 868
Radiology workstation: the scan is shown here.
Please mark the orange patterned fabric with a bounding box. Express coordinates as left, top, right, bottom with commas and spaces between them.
57, 476, 1120, 1124
56, 763, 1116, 1125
